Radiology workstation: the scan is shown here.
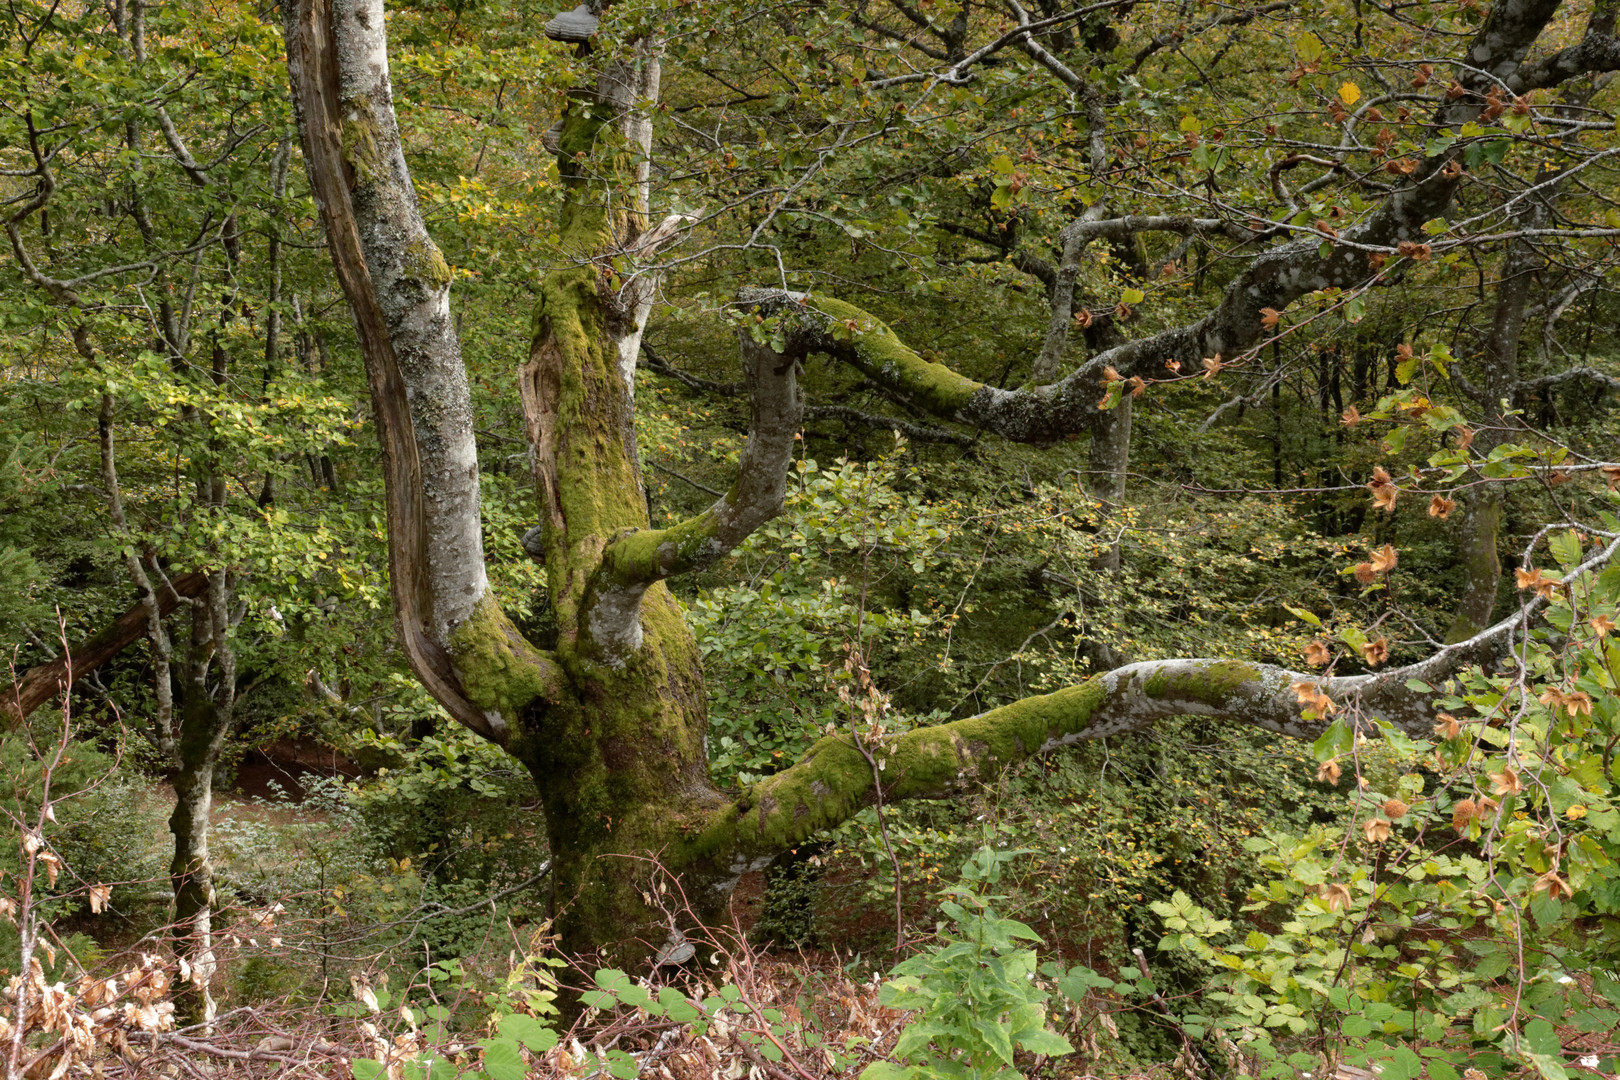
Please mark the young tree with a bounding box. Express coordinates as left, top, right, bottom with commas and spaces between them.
282, 0, 1620, 965
1, 0, 355, 1019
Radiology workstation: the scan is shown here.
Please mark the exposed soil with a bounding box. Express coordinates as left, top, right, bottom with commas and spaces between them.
227, 738, 360, 804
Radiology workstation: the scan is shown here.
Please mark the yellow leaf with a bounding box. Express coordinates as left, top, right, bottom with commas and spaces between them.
1338, 82, 1362, 106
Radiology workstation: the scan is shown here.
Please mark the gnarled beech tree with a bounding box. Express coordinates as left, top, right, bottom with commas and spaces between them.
282, 0, 1620, 962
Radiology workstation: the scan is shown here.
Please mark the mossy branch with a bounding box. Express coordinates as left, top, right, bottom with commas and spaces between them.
736, 1, 1568, 443
690, 535, 1619, 874
445, 595, 572, 745
583, 333, 802, 662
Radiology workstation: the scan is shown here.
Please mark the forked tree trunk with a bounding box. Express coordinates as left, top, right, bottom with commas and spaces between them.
283, 0, 1586, 966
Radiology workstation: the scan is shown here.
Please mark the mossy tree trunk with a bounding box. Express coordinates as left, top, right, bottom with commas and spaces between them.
283, 0, 1599, 964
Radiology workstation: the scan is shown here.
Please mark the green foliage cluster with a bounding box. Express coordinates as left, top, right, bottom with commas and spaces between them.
863, 842, 1074, 1080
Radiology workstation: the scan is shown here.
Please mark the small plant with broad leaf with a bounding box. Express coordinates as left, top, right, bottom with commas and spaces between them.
861, 839, 1073, 1080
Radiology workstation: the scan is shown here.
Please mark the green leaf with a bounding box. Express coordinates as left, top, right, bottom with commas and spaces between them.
1295, 31, 1324, 63
982, 1020, 1016, 1066
859, 1064, 913, 1080
1121, 287, 1145, 304
1313, 720, 1353, 762
352, 1061, 387, 1080
498, 1014, 558, 1054
1550, 529, 1582, 569
480, 1039, 526, 1080
1017, 1028, 1075, 1056
1284, 604, 1321, 626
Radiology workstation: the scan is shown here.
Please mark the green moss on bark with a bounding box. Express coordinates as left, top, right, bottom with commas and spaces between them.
341, 97, 387, 187
1446, 492, 1503, 643
1141, 660, 1260, 705
447, 594, 564, 726
802, 296, 984, 415
688, 678, 1114, 866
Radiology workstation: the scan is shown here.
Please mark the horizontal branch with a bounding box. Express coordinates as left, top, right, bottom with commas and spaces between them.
643, 347, 968, 442
742, 0, 1566, 442
1509, 18, 1620, 92
1516, 365, 1620, 398
3, 572, 207, 727
692, 535, 1619, 875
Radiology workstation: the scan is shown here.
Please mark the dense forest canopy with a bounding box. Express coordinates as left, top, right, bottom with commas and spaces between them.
3, 0, 1620, 1075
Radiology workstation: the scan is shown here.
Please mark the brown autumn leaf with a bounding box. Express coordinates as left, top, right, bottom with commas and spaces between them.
1164, 358, 1181, 373
1320, 882, 1353, 912
1441, 159, 1463, 179
1412, 63, 1433, 88
1074, 307, 1093, 328
1428, 494, 1456, 519
88, 884, 111, 915
1456, 426, 1476, 451
1260, 307, 1280, 329
1515, 566, 1559, 599
1103, 366, 1122, 382
1490, 768, 1522, 796
1342, 405, 1362, 426
1127, 375, 1146, 398
1451, 798, 1479, 831
1362, 637, 1390, 666
1293, 681, 1336, 716
1317, 758, 1342, 784
1533, 872, 1573, 900
1367, 467, 1399, 512
1591, 614, 1615, 638
1435, 712, 1461, 739
1385, 158, 1418, 176
1369, 543, 1398, 573
1395, 343, 1414, 360
1114, 302, 1133, 321
1368, 252, 1387, 270
1201, 354, 1224, 379
1304, 640, 1332, 666
1602, 464, 1620, 490
1364, 818, 1392, 843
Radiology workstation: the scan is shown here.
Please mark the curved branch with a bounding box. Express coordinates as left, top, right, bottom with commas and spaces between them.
693, 535, 1620, 875
585, 333, 802, 661
284, 0, 566, 742
1509, 0, 1619, 93
744, 0, 1565, 442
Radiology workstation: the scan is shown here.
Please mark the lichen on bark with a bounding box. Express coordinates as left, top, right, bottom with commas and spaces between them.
340, 95, 386, 187
400, 236, 452, 290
